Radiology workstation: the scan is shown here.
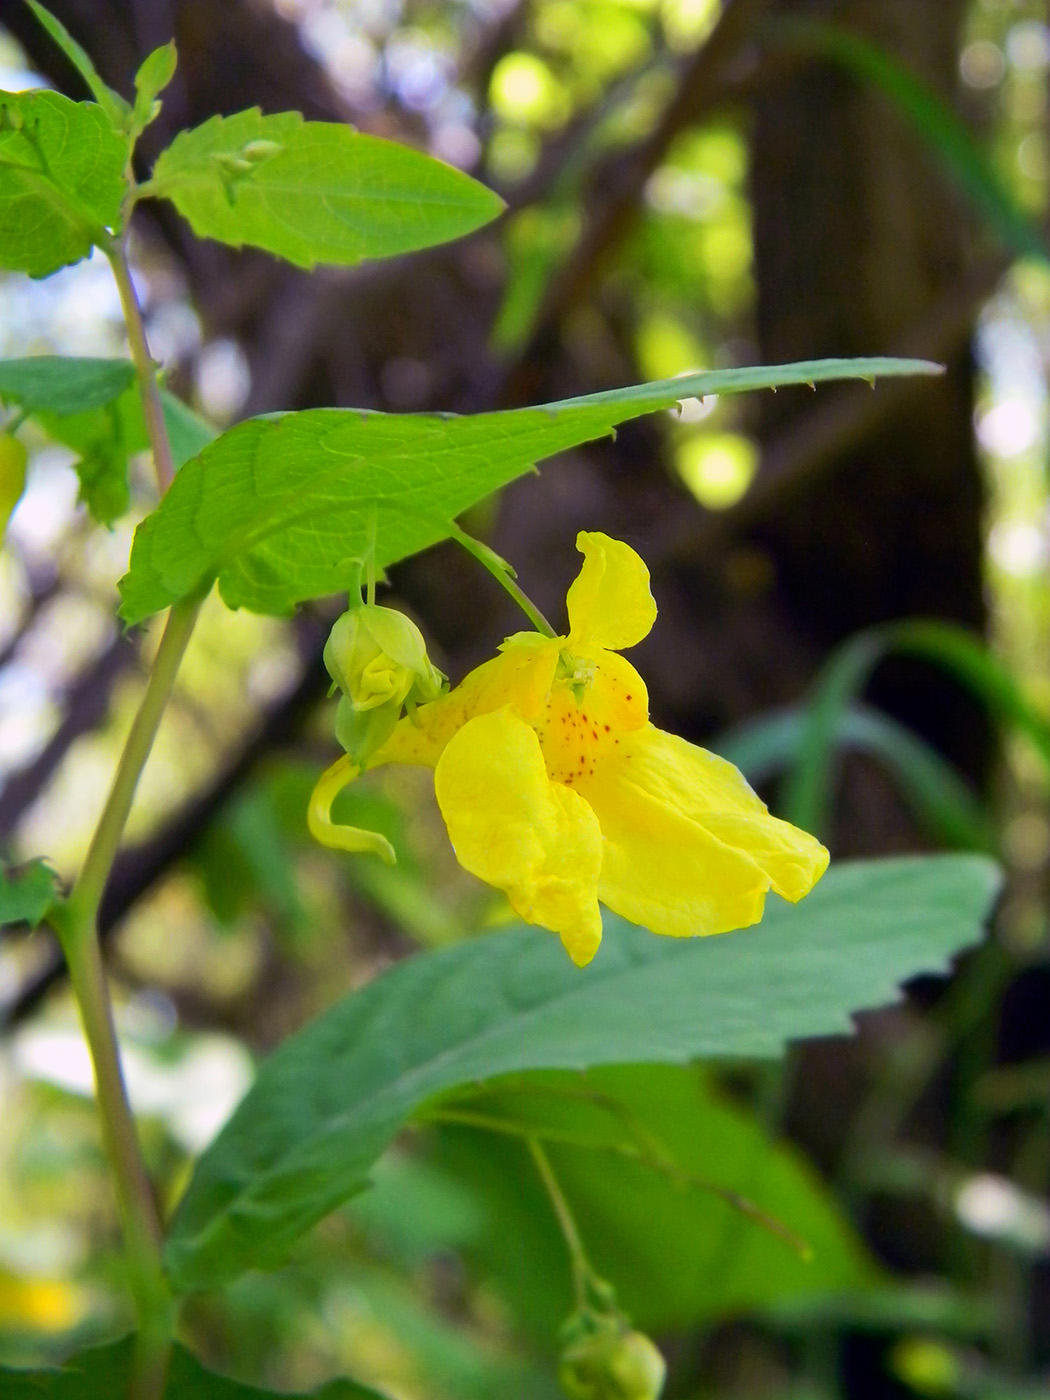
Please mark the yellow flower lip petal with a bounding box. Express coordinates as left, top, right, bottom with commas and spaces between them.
315, 533, 829, 964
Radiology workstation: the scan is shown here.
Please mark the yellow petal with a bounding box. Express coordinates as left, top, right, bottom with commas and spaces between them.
621, 727, 830, 902
535, 651, 649, 786
308, 754, 396, 863
371, 639, 560, 770
565, 531, 657, 651
435, 707, 604, 966
581, 725, 827, 938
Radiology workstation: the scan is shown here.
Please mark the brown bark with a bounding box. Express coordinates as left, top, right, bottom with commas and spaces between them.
748, 0, 988, 794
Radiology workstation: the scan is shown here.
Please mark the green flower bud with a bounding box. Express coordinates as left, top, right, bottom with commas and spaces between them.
333, 693, 400, 764
559, 1326, 666, 1400
324, 605, 445, 713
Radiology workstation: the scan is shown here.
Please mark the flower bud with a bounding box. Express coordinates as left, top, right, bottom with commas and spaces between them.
559, 1326, 666, 1400
324, 605, 444, 713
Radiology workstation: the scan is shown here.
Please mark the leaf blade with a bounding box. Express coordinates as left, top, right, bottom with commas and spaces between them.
164, 854, 999, 1293
0, 90, 128, 277
0, 355, 134, 416
118, 357, 940, 624
148, 109, 505, 268
0, 857, 59, 929
25, 0, 130, 127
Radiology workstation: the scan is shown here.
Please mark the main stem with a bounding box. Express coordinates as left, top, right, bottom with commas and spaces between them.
57, 599, 199, 1394
55, 224, 199, 1399
104, 234, 175, 495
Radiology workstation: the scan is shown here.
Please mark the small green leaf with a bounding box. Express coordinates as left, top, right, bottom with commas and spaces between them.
164, 854, 999, 1293
0, 1335, 389, 1397
0, 355, 134, 416
146, 108, 504, 268
35, 381, 214, 526
0, 90, 128, 277
130, 41, 177, 140
0, 857, 59, 928
118, 357, 940, 624
25, 0, 130, 129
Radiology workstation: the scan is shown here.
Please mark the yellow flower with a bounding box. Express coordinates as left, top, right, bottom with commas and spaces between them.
313, 531, 829, 967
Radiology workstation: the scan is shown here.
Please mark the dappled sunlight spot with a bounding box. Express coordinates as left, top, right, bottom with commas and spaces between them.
976, 396, 1041, 457
960, 40, 1006, 89
661, 0, 721, 52
987, 519, 1049, 576
195, 338, 251, 423
490, 52, 570, 128
953, 1172, 1050, 1254
676, 431, 756, 509
12, 1023, 253, 1155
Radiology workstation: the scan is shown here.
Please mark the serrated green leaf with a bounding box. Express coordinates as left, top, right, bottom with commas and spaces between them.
146, 108, 505, 269
425, 1064, 877, 1336
118, 357, 940, 624
0, 858, 59, 928
0, 1335, 389, 1398
25, 0, 130, 128
130, 41, 177, 140
0, 355, 134, 416
164, 854, 999, 1293
0, 90, 128, 277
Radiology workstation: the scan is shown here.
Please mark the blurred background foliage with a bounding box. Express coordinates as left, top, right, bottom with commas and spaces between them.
1, 0, 1050, 1396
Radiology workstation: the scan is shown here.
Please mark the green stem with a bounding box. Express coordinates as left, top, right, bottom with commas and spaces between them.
72, 599, 200, 921
103, 234, 175, 495
448, 523, 557, 637
54, 597, 199, 1396
528, 1136, 593, 1307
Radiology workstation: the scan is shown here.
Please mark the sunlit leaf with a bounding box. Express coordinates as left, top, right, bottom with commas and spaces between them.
118, 357, 940, 624
0, 91, 128, 277
165, 854, 998, 1293
130, 42, 177, 139
147, 108, 505, 269
25, 0, 130, 128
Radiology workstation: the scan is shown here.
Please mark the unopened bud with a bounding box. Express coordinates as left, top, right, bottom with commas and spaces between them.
559, 1326, 666, 1400
325, 605, 444, 714
240, 139, 283, 162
